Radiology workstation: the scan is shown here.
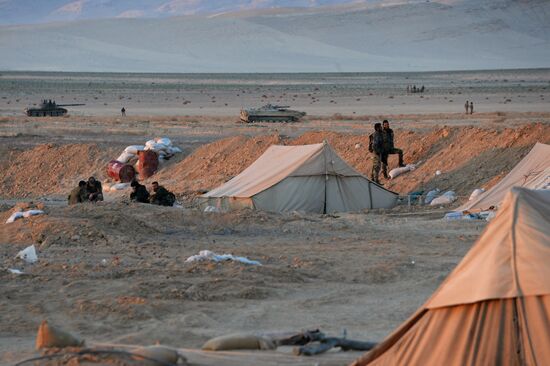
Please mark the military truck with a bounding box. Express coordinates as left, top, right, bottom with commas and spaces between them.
25, 100, 85, 117
240, 104, 306, 123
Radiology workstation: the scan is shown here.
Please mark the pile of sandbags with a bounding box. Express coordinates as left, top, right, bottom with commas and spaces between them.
116, 137, 182, 164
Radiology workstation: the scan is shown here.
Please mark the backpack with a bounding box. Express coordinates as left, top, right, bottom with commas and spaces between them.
368, 134, 374, 153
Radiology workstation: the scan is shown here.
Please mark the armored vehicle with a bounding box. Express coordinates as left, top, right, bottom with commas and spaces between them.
240, 104, 306, 123
25, 100, 85, 117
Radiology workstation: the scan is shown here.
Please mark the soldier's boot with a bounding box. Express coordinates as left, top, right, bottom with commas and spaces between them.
382, 166, 389, 180
398, 151, 405, 167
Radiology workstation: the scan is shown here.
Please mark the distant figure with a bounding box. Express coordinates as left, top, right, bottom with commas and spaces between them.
465, 101, 469, 114
406, 85, 410, 93
86, 176, 103, 202
68, 180, 87, 205
130, 180, 150, 203
369, 123, 385, 185
412, 85, 417, 93
469, 101, 474, 114
121, 107, 126, 117
149, 182, 176, 206
382, 120, 405, 174
420, 85, 425, 93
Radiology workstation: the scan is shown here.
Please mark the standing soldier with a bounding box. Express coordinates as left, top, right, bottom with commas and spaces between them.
469, 101, 474, 114
382, 120, 405, 176
369, 123, 385, 185
465, 100, 469, 114
121, 107, 126, 116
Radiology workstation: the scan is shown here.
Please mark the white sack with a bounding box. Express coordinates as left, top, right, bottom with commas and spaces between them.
389, 164, 416, 179
22, 210, 44, 218
425, 189, 440, 204
124, 145, 145, 155
6, 212, 24, 223
144, 142, 169, 152
116, 152, 135, 164
469, 188, 486, 201
430, 191, 457, 206
16, 245, 38, 264
155, 137, 172, 146
112, 183, 130, 191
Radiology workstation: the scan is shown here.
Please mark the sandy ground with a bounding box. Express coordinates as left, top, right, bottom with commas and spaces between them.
1, 72, 549, 365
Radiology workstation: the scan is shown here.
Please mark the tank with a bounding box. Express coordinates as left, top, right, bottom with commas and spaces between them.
240, 104, 306, 123
25, 99, 85, 117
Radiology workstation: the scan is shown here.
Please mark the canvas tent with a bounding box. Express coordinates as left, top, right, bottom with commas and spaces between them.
459, 142, 550, 212
352, 187, 550, 366
201, 142, 398, 213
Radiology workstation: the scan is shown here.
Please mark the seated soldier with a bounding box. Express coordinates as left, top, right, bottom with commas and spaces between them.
86, 176, 104, 202
149, 181, 175, 207
130, 180, 150, 203
68, 180, 88, 205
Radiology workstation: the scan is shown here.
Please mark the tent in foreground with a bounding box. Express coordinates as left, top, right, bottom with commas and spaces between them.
352, 187, 550, 366
201, 142, 398, 213
459, 142, 550, 212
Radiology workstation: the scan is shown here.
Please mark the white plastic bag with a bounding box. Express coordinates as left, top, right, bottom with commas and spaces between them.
469, 188, 485, 201
204, 206, 221, 213
16, 245, 38, 264
430, 191, 457, 206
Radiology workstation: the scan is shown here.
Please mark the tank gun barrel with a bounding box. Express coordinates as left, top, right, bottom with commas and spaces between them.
57, 103, 85, 107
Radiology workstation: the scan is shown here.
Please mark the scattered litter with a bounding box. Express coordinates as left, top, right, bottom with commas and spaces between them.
185, 250, 261, 265
354, 143, 361, 149
110, 182, 130, 191
204, 205, 221, 213
485, 211, 497, 221
389, 163, 417, 179
5, 209, 45, 224
469, 188, 485, 201
8, 268, 24, 275
443, 211, 463, 220
16, 245, 38, 264
435, 170, 442, 176
425, 188, 440, 204
430, 191, 457, 206
101, 259, 108, 266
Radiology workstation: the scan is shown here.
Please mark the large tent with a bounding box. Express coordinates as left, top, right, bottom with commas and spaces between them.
459, 142, 550, 212
201, 142, 398, 213
352, 187, 550, 366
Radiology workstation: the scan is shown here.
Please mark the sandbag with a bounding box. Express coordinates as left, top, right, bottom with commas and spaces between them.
389, 164, 416, 179
36, 320, 84, 349
202, 333, 276, 351
111, 183, 130, 191
155, 137, 172, 146
116, 151, 135, 164
6, 211, 23, 223
425, 189, 440, 204
430, 191, 457, 206
469, 188, 485, 201
124, 145, 145, 155
23, 210, 44, 218
132, 345, 185, 366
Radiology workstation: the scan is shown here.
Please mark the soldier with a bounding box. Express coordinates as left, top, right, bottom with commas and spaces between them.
149, 182, 176, 206
382, 120, 405, 175
130, 180, 150, 203
465, 100, 469, 114
121, 107, 126, 117
469, 101, 474, 114
369, 123, 385, 184
86, 176, 104, 202
68, 180, 87, 205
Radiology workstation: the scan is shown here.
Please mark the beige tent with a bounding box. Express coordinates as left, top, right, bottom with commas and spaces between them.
201, 142, 398, 213
459, 142, 550, 212
352, 187, 550, 366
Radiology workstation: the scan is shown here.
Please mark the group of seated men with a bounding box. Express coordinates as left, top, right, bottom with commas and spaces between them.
68, 177, 103, 204
68, 177, 175, 207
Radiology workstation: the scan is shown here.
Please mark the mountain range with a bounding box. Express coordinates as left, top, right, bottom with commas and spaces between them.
0, 0, 549, 72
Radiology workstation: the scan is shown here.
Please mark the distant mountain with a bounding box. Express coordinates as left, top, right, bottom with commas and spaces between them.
0, 0, 549, 72
0, 0, 379, 25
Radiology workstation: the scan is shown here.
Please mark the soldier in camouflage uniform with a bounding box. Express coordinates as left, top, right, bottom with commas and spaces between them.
382, 120, 405, 178
370, 123, 385, 185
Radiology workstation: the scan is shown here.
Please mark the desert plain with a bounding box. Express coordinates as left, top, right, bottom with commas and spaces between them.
1, 70, 550, 365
